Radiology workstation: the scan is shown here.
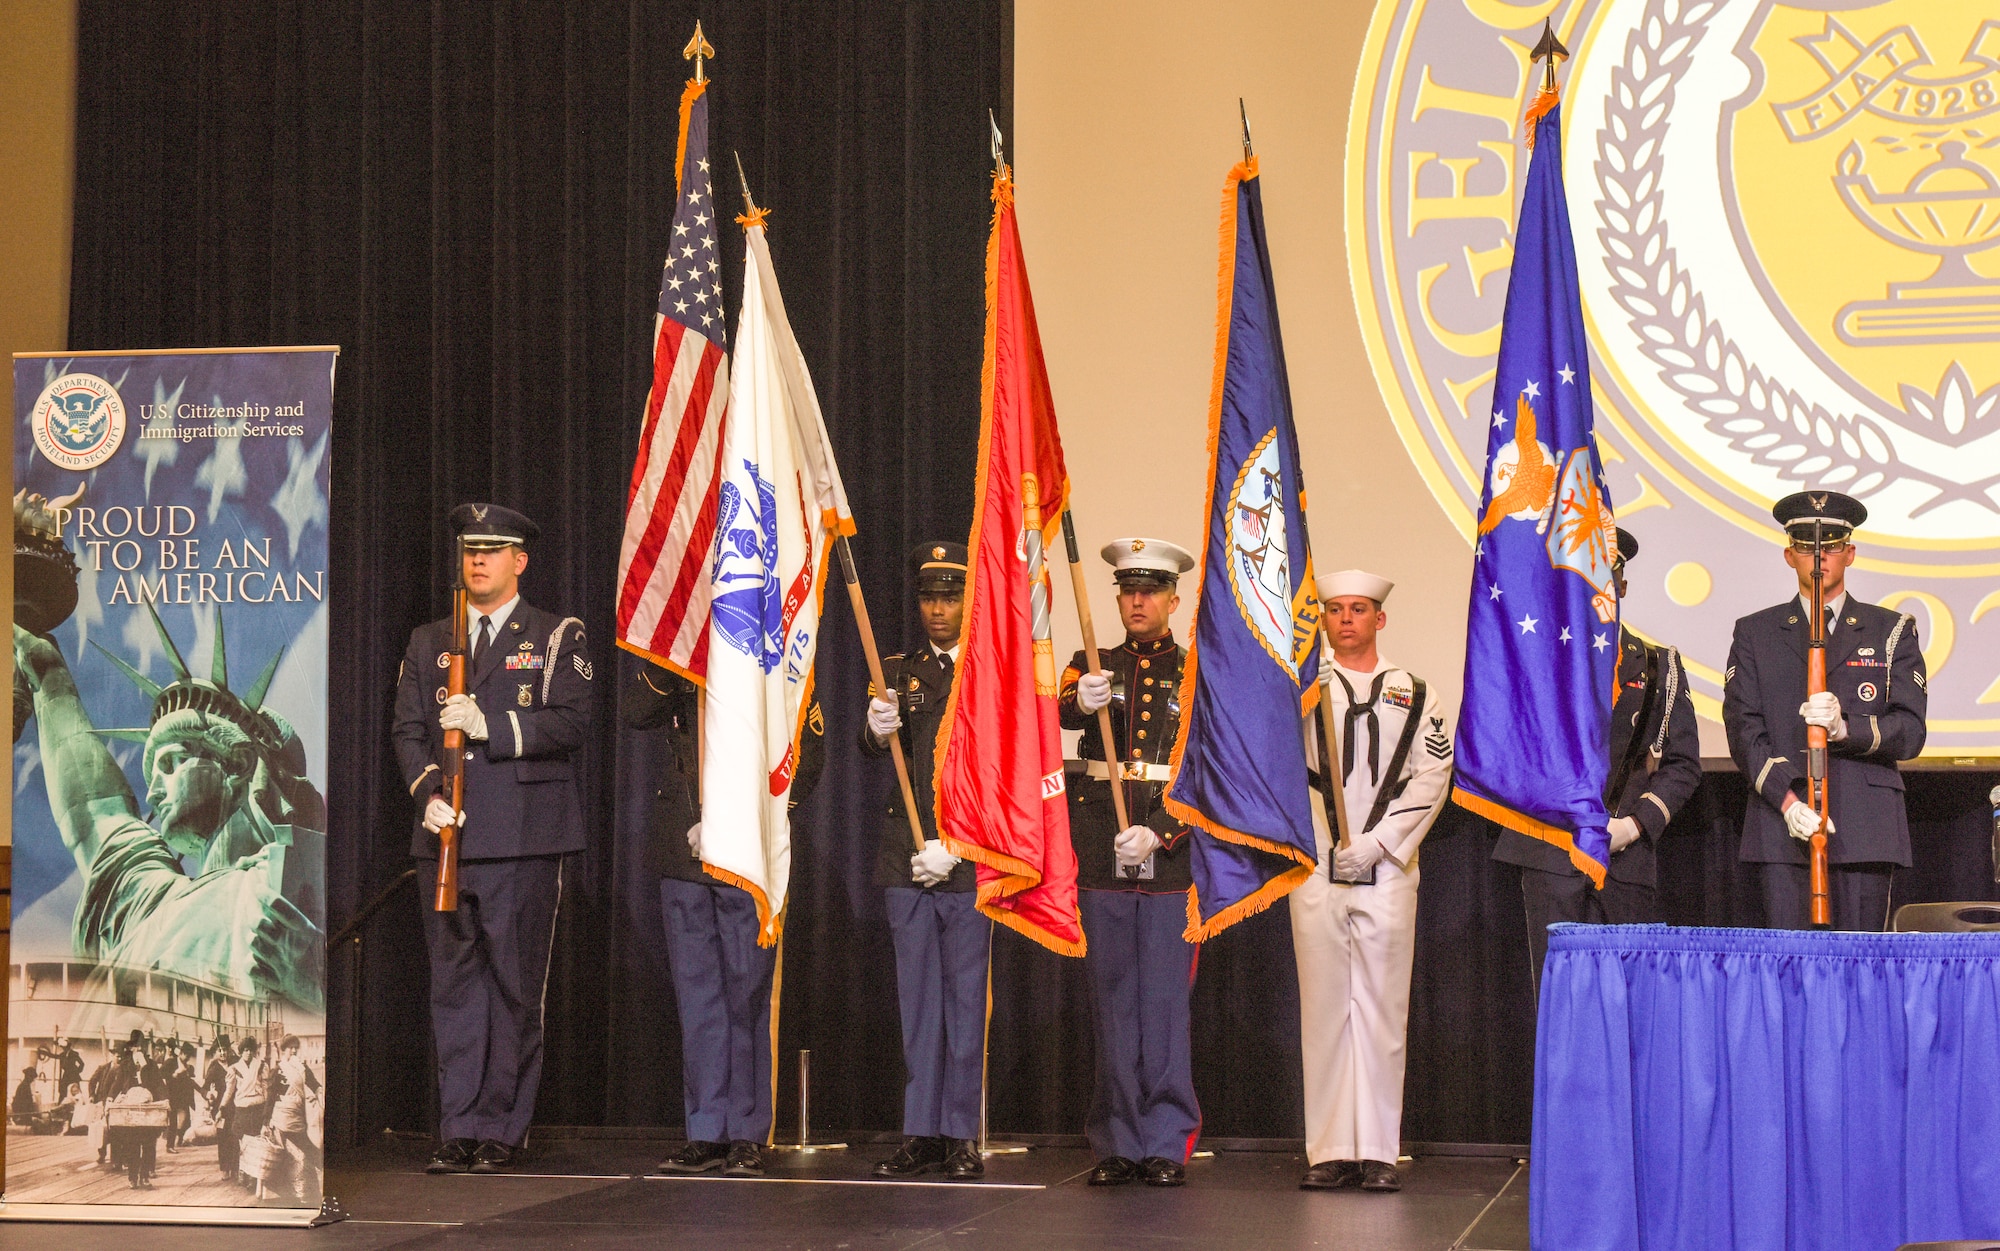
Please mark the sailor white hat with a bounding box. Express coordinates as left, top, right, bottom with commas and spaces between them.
1099, 537, 1195, 584
1315, 568, 1393, 605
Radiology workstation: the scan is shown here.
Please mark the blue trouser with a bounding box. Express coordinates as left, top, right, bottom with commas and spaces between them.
659, 877, 777, 1144
418, 856, 562, 1146
885, 887, 992, 1140
1079, 889, 1201, 1163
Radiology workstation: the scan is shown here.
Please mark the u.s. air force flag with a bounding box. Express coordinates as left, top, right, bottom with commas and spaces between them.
1452, 85, 1618, 885
700, 201, 853, 943
1164, 154, 1321, 940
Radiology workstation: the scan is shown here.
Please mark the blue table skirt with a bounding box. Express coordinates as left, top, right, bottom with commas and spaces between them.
1531, 924, 2000, 1251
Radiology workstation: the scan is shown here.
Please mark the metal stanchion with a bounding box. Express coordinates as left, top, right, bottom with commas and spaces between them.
770, 1049, 846, 1153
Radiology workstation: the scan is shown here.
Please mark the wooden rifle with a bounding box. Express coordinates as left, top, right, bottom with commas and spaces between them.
436, 536, 467, 911
1805, 517, 1831, 928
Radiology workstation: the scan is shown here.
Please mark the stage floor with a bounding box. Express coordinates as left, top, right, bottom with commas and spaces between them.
1, 1138, 1529, 1250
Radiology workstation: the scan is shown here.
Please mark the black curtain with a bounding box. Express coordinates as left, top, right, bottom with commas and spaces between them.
66, 1, 2000, 1153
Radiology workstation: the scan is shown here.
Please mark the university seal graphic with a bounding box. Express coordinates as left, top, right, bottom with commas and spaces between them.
1351, 0, 2000, 753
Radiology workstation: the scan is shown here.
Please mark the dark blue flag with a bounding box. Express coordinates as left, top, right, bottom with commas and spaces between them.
1165, 156, 1321, 939
1453, 91, 1619, 885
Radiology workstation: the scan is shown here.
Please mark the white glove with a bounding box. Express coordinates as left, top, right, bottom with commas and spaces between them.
1800, 691, 1847, 742
1076, 671, 1113, 714
1334, 837, 1388, 878
1114, 825, 1161, 868
867, 696, 902, 739
1783, 796, 1833, 842
911, 839, 959, 886
440, 693, 488, 741
422, 796, 464, 834
686, 822, 702, 858
1607, 816, 1642, 855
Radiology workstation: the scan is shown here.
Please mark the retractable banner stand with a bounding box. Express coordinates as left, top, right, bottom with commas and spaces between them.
5, 348, 337, 1226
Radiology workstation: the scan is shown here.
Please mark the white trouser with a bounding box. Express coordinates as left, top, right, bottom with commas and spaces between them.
1289, 797, 1419, 1165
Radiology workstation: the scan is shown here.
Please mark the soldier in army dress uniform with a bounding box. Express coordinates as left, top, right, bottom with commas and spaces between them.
861, 542, 990, 1182
1724, 491, 1927, 931
1291, 570, 1453, 1195
392, 504, 593, 1175
1061, 538, 1200, 1190
623, 656, 823, 1179
1493, 529, 1702, 987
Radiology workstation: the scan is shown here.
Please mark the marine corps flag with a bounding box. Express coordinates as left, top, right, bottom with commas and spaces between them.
1453, 80, 1618, 885
700, 202, 854, 943
933, 162, 1085, 957
1164, 153, 1322, 940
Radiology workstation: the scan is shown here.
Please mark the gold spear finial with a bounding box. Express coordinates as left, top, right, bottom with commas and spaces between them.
1239, 98, 1254, 161
1531, 18, 1570, 93
989, 109, 1005, 172
733, 150, 770, 230
684, 21, 714, 84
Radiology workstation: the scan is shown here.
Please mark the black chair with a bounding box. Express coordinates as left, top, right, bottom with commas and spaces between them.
1891, 902, 2000, 933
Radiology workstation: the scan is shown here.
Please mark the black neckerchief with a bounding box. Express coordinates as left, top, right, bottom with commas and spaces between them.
1330, 668, 1389, 785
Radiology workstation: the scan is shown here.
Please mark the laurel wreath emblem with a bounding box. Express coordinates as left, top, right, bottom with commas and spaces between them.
1591, 0, 1998, 513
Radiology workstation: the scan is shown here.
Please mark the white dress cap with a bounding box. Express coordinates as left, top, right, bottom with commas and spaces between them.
1315, 568, 1393, 605
1098, 537, 1196, 581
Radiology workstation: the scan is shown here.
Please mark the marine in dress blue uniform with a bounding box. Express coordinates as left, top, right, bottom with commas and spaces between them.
1724, 492, 1928, 931
623, 657, 823, 1178
1062, 538, 1200, 1190
862, 542, 991, 1182
1493, 529, 1703, 986
391, 504, 593, 1175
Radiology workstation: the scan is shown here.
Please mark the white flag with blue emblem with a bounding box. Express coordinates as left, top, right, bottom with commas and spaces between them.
700, 208, 853, 944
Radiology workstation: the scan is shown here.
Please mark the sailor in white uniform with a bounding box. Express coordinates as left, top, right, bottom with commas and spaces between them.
1290, 569, 1453, 1194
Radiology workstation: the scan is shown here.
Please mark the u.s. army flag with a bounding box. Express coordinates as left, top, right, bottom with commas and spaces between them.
700, 207, 853, 943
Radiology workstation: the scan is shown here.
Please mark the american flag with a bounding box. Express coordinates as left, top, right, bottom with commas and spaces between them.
617, 80, 730, 680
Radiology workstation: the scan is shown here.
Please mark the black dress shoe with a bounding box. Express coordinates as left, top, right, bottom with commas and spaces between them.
873, 1136, 949, 1178
1300, 1160, 1363, 1190
469, 1140, 516, 1173
1088, 1155, 1141, 1186
1139, 1156, 1186, 1188
426, 1138, 479, 1174
723, 1139, 767, 1177
942, 1139, 984, 1181
1359, 1160, 1402, 1192
658, 1140, 730, 1174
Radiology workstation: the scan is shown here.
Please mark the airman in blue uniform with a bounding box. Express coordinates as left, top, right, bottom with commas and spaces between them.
624, 657, 823, 1179
1724, 492, 1928, 931
862, 542, 989, 1182
392, 504, 593, 1175
1062, 537, 1200, 1190
1494, 528, 1703, 985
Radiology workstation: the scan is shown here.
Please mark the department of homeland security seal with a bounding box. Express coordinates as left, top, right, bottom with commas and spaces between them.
1349, 0, 2000, 754
30, 372, 127, 471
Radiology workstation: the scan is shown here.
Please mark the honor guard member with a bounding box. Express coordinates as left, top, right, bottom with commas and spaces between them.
392, 504, 593, 1175
1724, 492, 1927, 931
1061, 538, 1200, 1190
861, 542, 990, 1182
623, 657, 824, 1178
1492, 529, 1702, 987
1291, 571, 1453, 1195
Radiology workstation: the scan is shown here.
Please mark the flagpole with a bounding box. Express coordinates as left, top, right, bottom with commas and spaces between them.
987, 111, 1132, 834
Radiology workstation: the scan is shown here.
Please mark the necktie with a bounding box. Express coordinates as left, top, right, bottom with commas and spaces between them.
471, 615, 493, 669
938, 650, 955, 680
1332, 670, 1390, 786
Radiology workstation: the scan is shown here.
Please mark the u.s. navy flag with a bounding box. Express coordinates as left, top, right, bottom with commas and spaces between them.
1164, 154, 1321, 940
700, 204, 854, 943
933, 161, 1085, 957
1452, 84, 1619, 885
617, 71, 729, 680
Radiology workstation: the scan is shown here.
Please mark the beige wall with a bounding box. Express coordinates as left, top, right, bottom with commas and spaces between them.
0, 0, 78, 854
1016, 1, 1472, 711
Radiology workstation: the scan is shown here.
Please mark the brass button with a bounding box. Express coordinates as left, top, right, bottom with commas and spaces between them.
1143, 677, 1154, 686
1141, 711, 1152, 721
1142, 693, 1153, 703
1139, 659, 1151, 669
1131, 749, 1142, 760
1137, 730, 1148, 739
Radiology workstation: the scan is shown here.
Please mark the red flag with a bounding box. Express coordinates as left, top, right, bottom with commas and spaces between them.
932, 165, 1085, 957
